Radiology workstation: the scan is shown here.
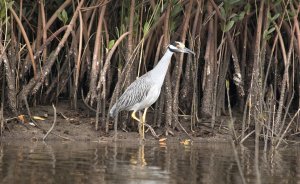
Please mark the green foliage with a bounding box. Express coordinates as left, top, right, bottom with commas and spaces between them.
170, 21, 176, 33
170, 2, 183, 33
58, 9, 68, 25
143, 22, 150, 36
220, 7, 226, 18
287, 10, 295, 18
108, 40, 115, 50
244, 3, 251, 14
226, 80, 230, 89
236, 11, 245, 21
263, 11, 280, 40
0, 0, 13, 21
0, 0, 298, 140
263, 27, 275, 40
224, 0, 242, 13
268, 12, 280, 23
222, 20, 235, 32
272, 0, 282, 6
170, 2, 182, 18
221, 0, 247, 33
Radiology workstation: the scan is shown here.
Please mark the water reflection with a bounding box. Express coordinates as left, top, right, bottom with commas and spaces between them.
0, 141, 299, 184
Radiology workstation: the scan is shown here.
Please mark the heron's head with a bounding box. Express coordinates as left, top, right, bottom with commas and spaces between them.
168, 41, 195, 55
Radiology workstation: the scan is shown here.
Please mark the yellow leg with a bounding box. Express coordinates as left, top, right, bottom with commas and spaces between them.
131, 111, 141, 123
131, 111, 142, 138
141, 107, 148, 140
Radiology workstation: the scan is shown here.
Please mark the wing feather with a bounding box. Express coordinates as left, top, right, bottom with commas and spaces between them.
115, 74, 152, 111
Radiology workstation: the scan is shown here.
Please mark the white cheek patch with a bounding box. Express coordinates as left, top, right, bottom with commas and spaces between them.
175, 41, 185, 49
169, 45, 177, 50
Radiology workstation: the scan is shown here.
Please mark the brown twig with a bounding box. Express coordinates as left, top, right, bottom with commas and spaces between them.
86, 0, 108, 105
74, 11, 84, 109
45, 0, 72, 30
43, 104, 57, 141
97, 31, 129, 131
162, 2, 173, 135
33, 26, 68, 60
274, 23, 296, 134
172, 0, 193, 128
173, 115, 193, 139
0, 43, 17, 113
208, 0, 244, 96
42, 104, 72, 141
97, 32, 130, 92
19, 0, 85, 101
9, 7, 37, 79
144, 122, 159, 139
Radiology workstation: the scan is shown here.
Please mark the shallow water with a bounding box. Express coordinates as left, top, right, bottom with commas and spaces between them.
0, 140, 299, 184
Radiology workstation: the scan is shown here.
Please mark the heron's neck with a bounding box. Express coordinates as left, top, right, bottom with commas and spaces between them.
150, 49, 174, 84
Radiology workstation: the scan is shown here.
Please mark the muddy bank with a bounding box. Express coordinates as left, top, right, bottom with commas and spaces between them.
1, 102, 232, 143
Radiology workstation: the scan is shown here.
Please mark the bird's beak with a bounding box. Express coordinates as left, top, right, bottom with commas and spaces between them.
183, 47, 195, 55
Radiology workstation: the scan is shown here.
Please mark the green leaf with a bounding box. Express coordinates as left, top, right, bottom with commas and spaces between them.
124, 16, 129, 25
268, 27, 275, 34
62, 10, 68, 24
120, 24, 126, 35
170, 21, 176, 33
223, 20, 235, 32
288, 10, 296, 17
265, 35, 271, 40
0, 9, 5, 20
237, 11, 245, 20
0, 0, 14, 20
273, 0, 281, 6
226, 80, 230, 89
171, 3, 182, 18
228, 13, 237, 20
267, 11, 271, 20
271, 13, 280, 22
231, 12, 244, 22
220, 6, 226, 18
263, 30, 269, 39
58, 9, 68, 25
7, 1, 13, 8
143, 22, 150, 35
108, 40, 115, 50
228, 0, 241, 4
224, 0, 241, 8
224, 1, 230, 13
263, 29, 272, 40
115, 27, 120, 37
244, 3, 251, 14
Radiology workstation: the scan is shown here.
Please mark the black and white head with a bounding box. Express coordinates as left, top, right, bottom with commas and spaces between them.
168, 41, 195, 55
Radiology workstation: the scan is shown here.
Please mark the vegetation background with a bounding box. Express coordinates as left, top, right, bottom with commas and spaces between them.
0, 0, 299, 147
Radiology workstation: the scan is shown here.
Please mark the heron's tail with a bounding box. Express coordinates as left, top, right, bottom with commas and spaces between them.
109, 104, 118, 118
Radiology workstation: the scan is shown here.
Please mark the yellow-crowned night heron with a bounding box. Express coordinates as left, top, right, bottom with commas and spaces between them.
109, 41, 195, 139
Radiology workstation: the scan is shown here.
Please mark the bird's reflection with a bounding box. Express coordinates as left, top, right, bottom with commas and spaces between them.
130, 144, 147, 166
0, 141, 298, 184
139, 144, 147, 166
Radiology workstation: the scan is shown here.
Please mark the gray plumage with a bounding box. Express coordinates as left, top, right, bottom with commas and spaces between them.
109, 41, 195, 120
110, 73, 154, 117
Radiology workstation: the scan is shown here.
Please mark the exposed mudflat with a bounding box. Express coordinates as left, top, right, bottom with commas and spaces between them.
1, 102, 232, 144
